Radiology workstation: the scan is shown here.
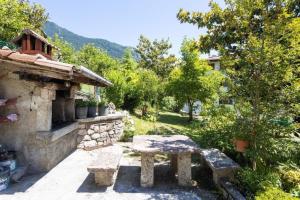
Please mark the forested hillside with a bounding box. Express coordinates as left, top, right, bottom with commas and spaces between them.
44, 21, 137, 59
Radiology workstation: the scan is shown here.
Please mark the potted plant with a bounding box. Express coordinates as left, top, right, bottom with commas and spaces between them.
87, 98, 97, 118
98, 101, 108, 116
233, 132, 250, 153
75, 100, 88, 119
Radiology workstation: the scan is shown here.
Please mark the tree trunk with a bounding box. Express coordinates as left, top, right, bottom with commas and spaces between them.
188, 99, 194, 122
142, 104, 148, 117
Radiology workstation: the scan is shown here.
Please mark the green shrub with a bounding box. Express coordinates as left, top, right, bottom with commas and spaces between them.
235, 168, 281, 198
281, 169, 300, 191
120, 112, 135, 142
140, 106, 157, 122
255, 187, 297, 200
186, 105, 236, 154
75, 100, 88, 107
98, 100, 107, 107
120, 131, 135, 142
87, 98, 98, 107
279, 166, 300, 197
160, 96, 177, 112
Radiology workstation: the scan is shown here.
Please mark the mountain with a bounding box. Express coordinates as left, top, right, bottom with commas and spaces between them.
43, 21, 136, 59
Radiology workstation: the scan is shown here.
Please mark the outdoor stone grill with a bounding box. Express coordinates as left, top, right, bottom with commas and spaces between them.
76, 113, 125, 150
0, 29, 112, 173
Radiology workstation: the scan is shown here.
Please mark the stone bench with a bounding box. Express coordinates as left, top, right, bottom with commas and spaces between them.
219, 178, 246, 200
201, 149, 240, 186
87, 145, 123, 186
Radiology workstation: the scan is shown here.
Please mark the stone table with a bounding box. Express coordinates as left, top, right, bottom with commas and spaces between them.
132, 135, 200, 187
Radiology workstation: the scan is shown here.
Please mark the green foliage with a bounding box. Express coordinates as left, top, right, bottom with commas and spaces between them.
140, 106, 157, 122
178, 0, 300, 169
0, 40, 17, 50
167, 38, 224, 121
255, 187, 298, 200
75, 100, 88, 108
87, 98, 98, 107
104, 69, 127, 108
51, 34, 77, 64
235, 168, 282, 198
136, 35, 177, 80
120, 113, 136, 142
102, 49, 159, 114
122, 48, 138, 70
134, 69, 159, 105
44, 21, 138, 59
77, 44, 119, 75
98, 101, 106, 107
0, 0, 48, 41
160, 96, 177, 112
186, 105, 236, 153
279, 165, 300, 195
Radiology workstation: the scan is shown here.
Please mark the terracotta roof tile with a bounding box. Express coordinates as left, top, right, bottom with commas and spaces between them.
0, 49, 14, 58
34, 59, 73, 73
7, 51, 39, 63
0, 48, 111, 87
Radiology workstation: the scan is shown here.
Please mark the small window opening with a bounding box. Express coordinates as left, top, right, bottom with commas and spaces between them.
52, 90, 75, 130
42, 42, 46, 53
47, 46, 51, 55
30, 36, 36, 50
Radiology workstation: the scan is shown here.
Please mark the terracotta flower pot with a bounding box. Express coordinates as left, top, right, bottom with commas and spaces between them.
234, 139, 249, 153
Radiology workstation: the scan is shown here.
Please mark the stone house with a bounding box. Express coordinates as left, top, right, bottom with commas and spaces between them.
0, 29, 124, 173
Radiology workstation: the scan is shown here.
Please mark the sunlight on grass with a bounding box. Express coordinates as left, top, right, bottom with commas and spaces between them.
132, 111, 190, 135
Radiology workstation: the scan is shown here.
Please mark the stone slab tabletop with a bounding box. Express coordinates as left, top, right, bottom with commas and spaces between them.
132, 135, 200, 154
87, 145, 123, 173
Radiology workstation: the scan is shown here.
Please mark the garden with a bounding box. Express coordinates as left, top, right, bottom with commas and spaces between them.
1, 0, 299, 199
70, 0, 300, 198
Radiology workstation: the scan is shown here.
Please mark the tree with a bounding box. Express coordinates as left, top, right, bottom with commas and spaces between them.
105, 50, 160, 115
104, 69, 127, 108
168, 39, 224, 121
121, 48, 138, 71
136, 35, 177, 80
77, 44, 119, 75
134, 69, 159, 116
104, 49, 140, 110
51, 34, 77, 64
0, 0, 48, 41
178, 0, 299, 169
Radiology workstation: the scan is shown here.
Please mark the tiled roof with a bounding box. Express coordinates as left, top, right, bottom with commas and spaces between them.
0, 48, 112, 87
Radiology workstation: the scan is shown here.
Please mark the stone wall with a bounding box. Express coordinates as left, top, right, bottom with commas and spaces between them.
77, 114, 124, 150
0, 69, 79, 173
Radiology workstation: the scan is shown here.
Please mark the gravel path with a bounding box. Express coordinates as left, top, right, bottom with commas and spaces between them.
0, 143, 220, 200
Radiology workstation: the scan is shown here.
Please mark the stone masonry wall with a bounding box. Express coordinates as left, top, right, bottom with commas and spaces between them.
77, 118, 124, 150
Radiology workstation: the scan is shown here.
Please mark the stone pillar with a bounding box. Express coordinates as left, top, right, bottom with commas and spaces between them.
36, 88, 55, 131
170, 154, 178, 174
177, 152, 192, 186
141, 153, 154, 187
95, 171, 115, 186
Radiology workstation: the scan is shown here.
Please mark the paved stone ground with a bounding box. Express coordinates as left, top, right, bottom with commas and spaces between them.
0, 143, 220, 200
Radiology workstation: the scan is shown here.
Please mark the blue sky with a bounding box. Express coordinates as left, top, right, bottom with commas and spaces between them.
32, 0, 224, 55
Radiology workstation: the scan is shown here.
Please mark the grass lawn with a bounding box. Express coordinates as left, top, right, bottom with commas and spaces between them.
132, 111, 191, 135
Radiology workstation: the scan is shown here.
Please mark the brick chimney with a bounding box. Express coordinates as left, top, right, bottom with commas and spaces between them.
12, 29, 54, 60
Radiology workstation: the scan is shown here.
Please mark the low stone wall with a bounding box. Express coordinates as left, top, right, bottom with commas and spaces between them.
77, 114, 125, 150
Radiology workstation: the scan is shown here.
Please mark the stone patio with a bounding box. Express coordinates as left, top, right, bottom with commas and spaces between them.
0, 143, 219, 200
